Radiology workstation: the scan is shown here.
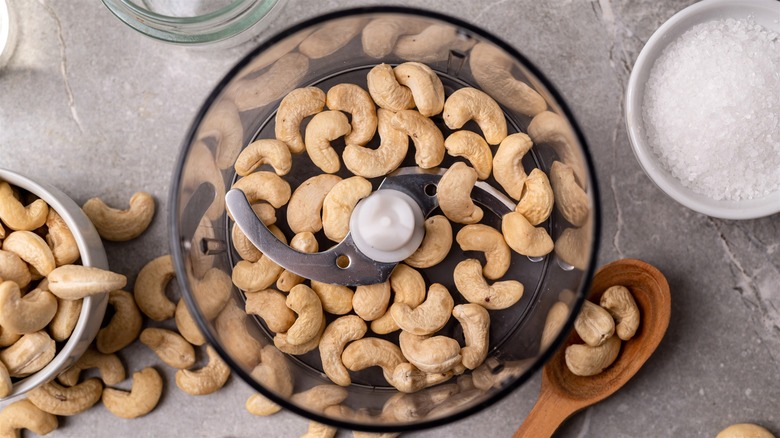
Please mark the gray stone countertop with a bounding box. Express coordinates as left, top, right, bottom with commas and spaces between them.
1, 0, 778, 436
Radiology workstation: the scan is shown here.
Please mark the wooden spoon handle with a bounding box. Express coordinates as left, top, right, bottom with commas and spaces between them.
513, 387, 581, 438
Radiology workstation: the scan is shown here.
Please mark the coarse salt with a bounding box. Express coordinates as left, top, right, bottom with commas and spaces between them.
642, 17, 780, 201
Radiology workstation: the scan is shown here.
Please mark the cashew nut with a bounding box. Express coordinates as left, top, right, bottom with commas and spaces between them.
288, 174, 344, 236
361, 18, 427, 58
0, 249, 31, 288
245, 288, 296, 333
232, 254, 285, 293
456, 224, 511, 280
2, 231, 55, 277
540, 301, 569, 352
234, 139, 293, 176
565, 335, 621, 376
0, 326, 20, 347
96, 290, 142, 354
390, 283, 453, 336
554, 218, 592, 271
190, 267, 232, 320
47, 265, 127, 300
391, 109, 445, 168
391, 362, 453, 393
0, 361, 10, 398
472, 357, 532, 390
600, 286, 640, 341
236, 29, 312, 81
301, 421, 337, 438
394, 24, 474, 63
515, 168, 554, 226
134, 254, 176, 321
231, 171, 292, 208
394, 62, 445, 117
398, 331, 461, 374
343, 108, 408, 178
245, 345, 294, 416
452, 304, 490, 369
274, 317, 325, 356
174, 298, 206, 346
366, 63, 414, 112
102, 367, 163, 419
277, 232, 319, 292
574, 300, 615, 347
716, 424, 775, 438
290, 384, 349, 412
0, 399, 57, 437
310, 281, 354, 316
285, 284, 324, 346
49, 296, 81, 341
493, 133, 533, 200
342, 337, 405, 384
322, 176, 372, 242
140, 328, 196, 370
437, 162, 483, 224
233, 52, 309, 112
443, 87, 507, 145
453, 258, 523, 310
319, 315, 367, 386
197, 98, 243, 170
501, 211, 554, 258
327, 83, 377, 146
275, 87, 326, 154
57, 346, 125, 386
299, 17, 364, 59
81, 192, 155, 242
232, 222, 284, 263
305, 110, 351, 174
382, 383, 459, 422
0, 331, 56, 377
550, 161, 589, 227
183, 141, 226, 222
0, 280, 57, 334
0, 181, 48, 231
527, 111, 587, 189
469, 43, 547, 117
45, 209, 79, 266
371, 264, 426, 334
215, 302, 264, 370
27, 378, 102, 416
175, 345, 230, 395
444, 131, 493, 180
352, 281, 391, 322
402, 215, 452, 269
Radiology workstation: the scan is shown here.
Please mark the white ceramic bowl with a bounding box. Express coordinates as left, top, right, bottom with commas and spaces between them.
625, 0, 780, 220
0, 168, 109, 404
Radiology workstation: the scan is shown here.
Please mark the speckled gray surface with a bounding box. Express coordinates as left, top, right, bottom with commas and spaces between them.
1, 0, 778, 437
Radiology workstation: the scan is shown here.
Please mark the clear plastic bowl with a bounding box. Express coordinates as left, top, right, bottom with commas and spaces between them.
170, 7, 600, 432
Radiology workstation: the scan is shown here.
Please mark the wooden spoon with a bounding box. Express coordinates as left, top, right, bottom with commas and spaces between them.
514, 258, 671, 438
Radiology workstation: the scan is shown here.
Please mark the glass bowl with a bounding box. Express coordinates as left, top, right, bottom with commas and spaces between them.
170, 7, 600, 432
0, 168, 109, 405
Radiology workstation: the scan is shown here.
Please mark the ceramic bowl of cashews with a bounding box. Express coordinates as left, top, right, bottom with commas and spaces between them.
170, 8, 600, 433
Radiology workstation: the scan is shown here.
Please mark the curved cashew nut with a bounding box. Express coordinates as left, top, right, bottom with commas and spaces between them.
382, 383, 459, 422
134, 254, 176, 321
444, 131, 493, 180
0, 280, 57, 334
404, 215, 452, 269
550, 161, 589, 227
49, 296, 82, 341
540, 301, 569, 352
190, 267, 232, 321
361, 18, 428, 58
246, 345, 294, 416
277, 232, 319, 292
469, 43, 547, 117
716, 424, 775, 438
27, 378, 103, 416
366, 63, 414, 111
2, 231, 56, 277
527, 111, 587, 189
352, 281, 391, 322
319, 315, 367, 386
327, 83, 377, 146
493, 133, 533, 200
574, 300, 615, 347
175, 345, 231, 395
342, 337, 405, 384
322, 176, 372, 242
398, 331, 461, 374
302, 421, 338, 438
291, 384, 349, 413
555, 218, 592, 271
0, 326, 21, 347
343, 108, 409, 178
0, 399, 58, 436
310, 281, 354, 316
299, 17, 364, 59
46, 265, 127, 300
232, 171, 292, 208
0, 331, 56, 377
273, 317, 325, 356
45, 209, 79, 266
391, 109, 445, 168
287, 174, 342, 234
215, 302, 264, 370
371, 264, 426, 334
232, 255, 285, 293
175, 298, 206, 346
443, 87, 507, 145
453, 259, 523, 310
232, 221, 283, 263
53, 347, 123, 388
394, 62, 445, 117
275, 87, 326, 154
391, 362, 453, 393
437, 162, 483, 224
390, 283, 454, 336
245, 288, 296, 334
565, 335, 621, 377
140, 328, 196, 370
0, 181, 48, 231
197, 98, 243, 170
452, 304, 490, 369
501, 211, 554, 258
456, 224, 511, 280
234, 52, 309, 112
285, 284, 324, 346
600, 286, 640, 341
0, 249, 31, 288
394, 24, 474, 63
81, 192, 155, 242
234, 139, 293, 176
305, 110, 351, 174
515, 168, 554, 226
96, 290, 142, 354
102, 367, 163, 419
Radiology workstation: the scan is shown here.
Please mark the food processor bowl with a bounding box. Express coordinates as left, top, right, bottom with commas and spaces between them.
170, 8, 600, 432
